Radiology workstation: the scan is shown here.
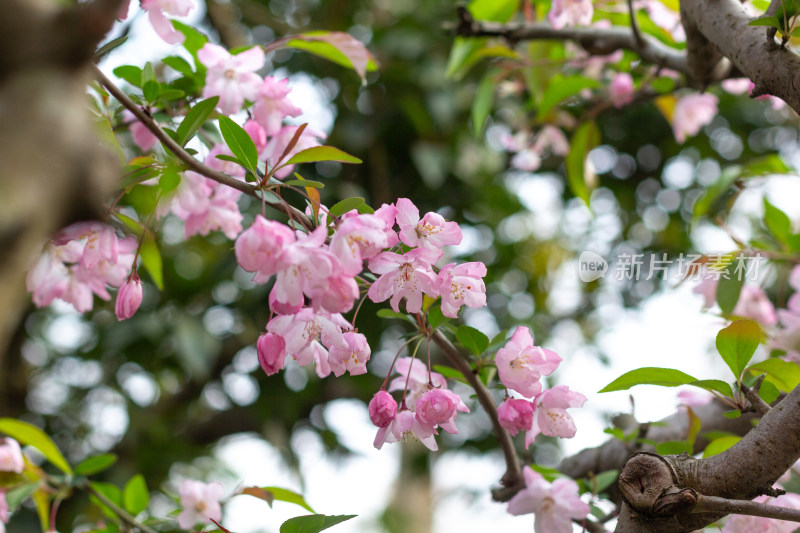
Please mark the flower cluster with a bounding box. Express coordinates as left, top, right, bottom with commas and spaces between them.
495, 327, 586, 447
26, 222, 138, 315
367, 358, 469, 451
236, 198, 487, 379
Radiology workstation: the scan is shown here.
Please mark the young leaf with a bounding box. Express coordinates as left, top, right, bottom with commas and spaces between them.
538, 75, 600, 117
471, 71, 496, 137
141, 62, 156, 86
112, 65, 143, 88
240, 486, 315, 513
74, 453, 118, 476
288, 31, 377, 83
716, 261, 744, 316
758, 379, 781, 404
716, 319, 762, 380
328, 197, 366, 218
703, 435, 741, 457
566, 121, 600, 206
218, 116, 259, 173
5, 481, 40, 512
176, 96, 219, 147
279, 514, 356, 533
172, 20, 209, 59
0, 418, 72, 475
688, 379, 733, 398
140, 231, 164, 291
590, 470, 619, 494
598, 367, 698, 393
162, 55, 195, 76
456, 325, 489, 356
282, 179, 325, 188
763, 197, 792, 247
90, 481, 123, 520
123, 474, 149, 515
285, 146, 363, 166
656, 440, 693, 455
142, 80, 160, 103
427, 304, 447, 329
747, 358, 800, 391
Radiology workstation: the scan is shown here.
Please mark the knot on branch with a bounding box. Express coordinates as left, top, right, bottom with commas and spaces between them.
619, 452, 698, 517
454, 6, 480, 37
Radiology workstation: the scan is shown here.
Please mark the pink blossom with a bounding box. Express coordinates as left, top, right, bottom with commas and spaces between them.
388, 357, 447, 410
437, 262, 487, 318
373, 203, 400, 248
266, 308, 350, 378
121, 110, 157, 152
307, 272, 360, 315
115, 274, 143, 321
609, 73, 635, 108
235, 215, 296, 283
328, 331, 371, 377
734, 284, 777, 326
177, 480, 224, 530
639, 0, 685, 41
198, 43, 264, 115
395, 198, 462, 249
495, 327, 562, 398
548, 0, 593, 29
252, 77, 303, 136
257, 333, 286, 375
329, 213, 391, 276
526, 385, 587, 447
415, 388, 469, 434
722, 493, 800, 533
676, 388, 713, 409
511, 149, 542, 172
140, 0, 195, 44
672, 93, 718, 144
262, 124, 326, 179
178, 173, 243, 240
0, 491, 8, 526
373, 410, 438, 451
497, 398, 535, 436
721, 78, 753, 95
532, 126, 570, 158
243, 120, 267, 153
507, 467, 590, 533
0, 439, 24, 474
369, 391, 398, 428
367, 247, 441, 313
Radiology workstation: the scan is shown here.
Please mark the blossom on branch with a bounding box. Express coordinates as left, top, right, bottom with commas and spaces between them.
373, 410, 438, 451
415, 388, 469, 434
507, 467, 589, 533
388, 357, 447, 410
495, 326, 562, 398
548, 0, 593, 30
436, 261, 487, 318
497, 398, 535, 436
672, 93, 718, 144
235, 215, 296, 284
253, 77, 303, 136
526, 385, 587, 447
369, 390, 398, 428
115, 273, 143, 321
0, 438, 24, 474
328, 331, 371, 376
395, 198, 462, 249
367, 247, 441, 313
140, 0, 196, 44
177, 480, 224, 530
198, 43, 265, 115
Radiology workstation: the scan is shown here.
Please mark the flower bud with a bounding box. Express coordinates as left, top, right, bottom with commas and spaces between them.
497, 398, 534, 436
115, 274, 142, 321
368, 391, 397, 428
257, 333, 286, 376
0, 438, 24, 473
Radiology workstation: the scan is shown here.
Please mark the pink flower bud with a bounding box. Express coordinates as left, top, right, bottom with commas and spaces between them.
415, 388, 469, 434
257, 333, 287, 376
0, 438, 24, 473
368, 391, 397, 428
115, 274, 143, 321
497, 398, 534, 436
609, 73, 635, 108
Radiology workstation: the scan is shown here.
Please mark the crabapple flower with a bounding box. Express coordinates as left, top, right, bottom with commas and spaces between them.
328, 331, 371, 377
329, 213, 391, 276
609, 73, 635, 108
437, 262, 487, 318
140, 0, 196, 44
235, 215, 296, 283
672, 92, 718, 144
526, 385, 587, 447
115, 274, 143, 321
266, 308, 350, 378
253, 77, 303, 136
198, 43, 264, 115
497, 398, 535, 436
171, 171, 243, 240
243, 120, 267, 153
374, 410, 438, 451
388, 357, 447, 410
257, 333, 287, 376
415, 388, 469, 434
395, 198, 462, 249
121, 110, 157, 152
177, 480, 224, 530
0, 439, 24, 473
495, 327, 562, 398
367, 247, 441, 313
374, 203, 400, 248
369, 391, 398, 428
507, 467, 589, 533
548, 0, 593, 29
734, 284, 777, 326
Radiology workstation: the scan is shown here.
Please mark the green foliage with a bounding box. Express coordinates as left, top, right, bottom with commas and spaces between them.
0, 418, 72, 475
280, 514, 356, 533
241, 486, 316, 513
74, 454, 118, 477
123, 474, 149, 515
716, 320, 763, 380
456, 325, 489, 356
566, 121, 600, 205
598, 367, 698, 392
177, 97, 219, 147
285, 146, 363, 166
219, 116, 259, 174
703, 435, 742, 457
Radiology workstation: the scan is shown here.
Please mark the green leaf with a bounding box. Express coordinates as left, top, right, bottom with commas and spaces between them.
176, 96, 219, 147
529, 464, 563, 482
566, 121, 600, 206
280, 514, 356, 533
598, 367, 698, 393
123, 474, 149, 515
748, 15, 781, 28
456, 325, 489, 356
140, 232, 164, 291
218, 116, 259, 173
758, 379, 781, 404
471, 70, 496, 137
172, 20, 209, 58
286, 146, 363, 166
282, 179, 325, 188
243, 486, 315, 513
0, 418, 72, 475
287, 32, 377, 83
112, 65, 142, 87
159, 165, 181, 193
328, 197, 366, 218
95, 36, 128, 61
703, 435, 741, 457
159, 88, 185, 101
716, 261, 744, 315
688, 379, 733, 398
74, 454, 118, 476
590, 470, 619, 494
747, 358, 800, 391
723, 410, 742, 419
427, 305, 447, 329
716, 319, 763, 380
604, 428, 626, 440
162, 55, 194, 76
657, 440, 693, 455
90, 481, 122, 520
376, 309, 412, 321
468, 0, 520, 21
538, 75, 600, 117
141, 62, 156, 86
650, 77, 676, 94
142, 80, 160, 103
432, 365, 469, 384
5, 481, 39, 512
764, 197, 792, 247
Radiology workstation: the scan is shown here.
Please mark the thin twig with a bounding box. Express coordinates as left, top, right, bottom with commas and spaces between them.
693, 493, 800, 523
92, 65, 313, 232
80, 479, 158, 533
741, 375, 771, 416
430, 330, 524, 501
626, 0, 644, 47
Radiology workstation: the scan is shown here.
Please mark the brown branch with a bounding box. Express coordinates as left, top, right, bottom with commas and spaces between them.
741, 375, 771, 416
91, 65, 314, 232
79, 479, 158, 533
692, 493, 800, 522
450, 6, 687, 74
430, 330, 523, 501
765, 0, 783, 44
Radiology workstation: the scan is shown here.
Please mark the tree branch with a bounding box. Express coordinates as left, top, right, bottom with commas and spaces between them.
450, 6, 687, 74
692, 493, 800, 523
430, 330, 523, 501
92, 65, 314, 232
